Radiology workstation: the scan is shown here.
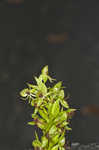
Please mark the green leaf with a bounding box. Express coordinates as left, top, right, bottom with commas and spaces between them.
31, 100, 34, 106
35, 118, 46, 130
52, 144, 59, 150
35, 76, 47, 95
32, 140, 41, 148
60, 121, 69, 128
41, 65, 56, 83
27, 83, 37, 89
51, 100, 60, 117
30, 88, 37, 95
37, 98, 43, 107
28, 121, 35, 126
54, 81, 62, 90
59, 137, 65, 146
49, 125, 57, 135
39, 82, 47, 95
41, 74, 48, 83
37, 121, 45, 130
54, 111, 67, 123
60, 112, 67, 121
65, 126, 72, 131
39, 109, 49, 123
52, 133, 60, 144
59, 147, 65, 150
33, 108, 39, 116
20, 88, 29, 97
41, 65, 48, 75
59, 90, 64, 99
47, 75, 56, 83
35, 131, 39, 141
66, 108, 76, 113
34, 76, 40, 84
60, 99, 69, 108
42, 107, 48, 114
47, 103, 53, 114
41, 136, 48, 148
32, 131, 41, 148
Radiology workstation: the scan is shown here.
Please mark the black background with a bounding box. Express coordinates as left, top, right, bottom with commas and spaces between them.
0, 0, 99, 149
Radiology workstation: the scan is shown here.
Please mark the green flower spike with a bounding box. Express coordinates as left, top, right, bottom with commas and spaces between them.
20, 65, 75, 150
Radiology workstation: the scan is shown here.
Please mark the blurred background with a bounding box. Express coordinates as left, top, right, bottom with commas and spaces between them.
0, 0, 99, 149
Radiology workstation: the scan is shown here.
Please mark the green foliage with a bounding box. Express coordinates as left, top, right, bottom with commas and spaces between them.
20, 65, 75, 150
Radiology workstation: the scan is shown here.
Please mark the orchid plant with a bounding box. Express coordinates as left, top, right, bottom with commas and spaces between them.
20, 66, 75, 150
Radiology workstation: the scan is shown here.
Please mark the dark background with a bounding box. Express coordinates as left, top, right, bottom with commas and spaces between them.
0, 0, 99, 149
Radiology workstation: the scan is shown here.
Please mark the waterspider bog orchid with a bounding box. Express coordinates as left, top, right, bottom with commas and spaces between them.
20, 65, 75, 150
